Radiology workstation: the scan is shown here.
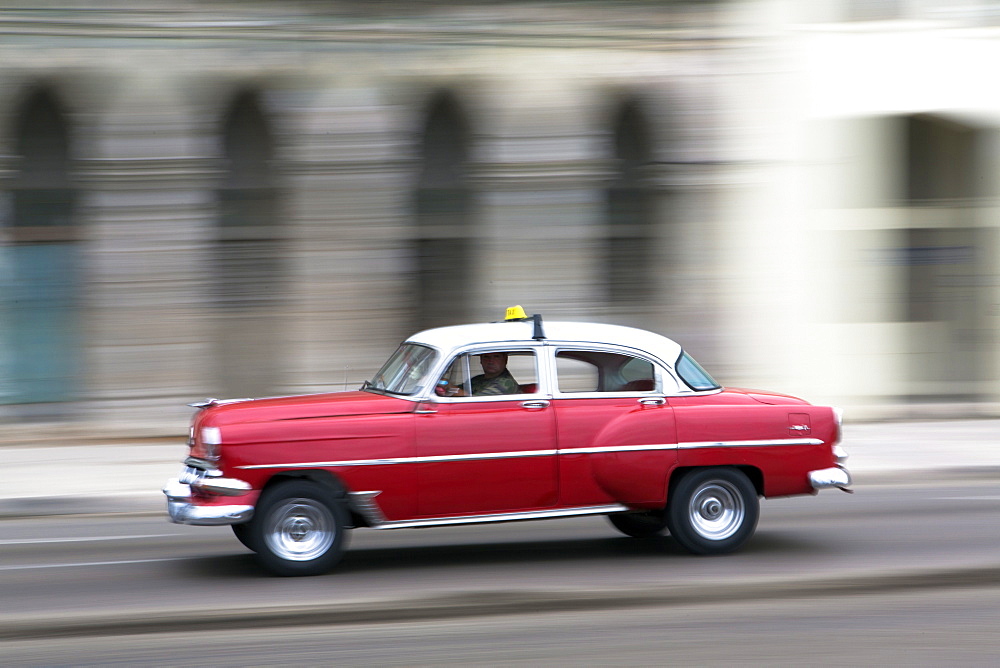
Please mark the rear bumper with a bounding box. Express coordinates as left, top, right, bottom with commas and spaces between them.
163, 478, 254, 526
808, 466, 852, 491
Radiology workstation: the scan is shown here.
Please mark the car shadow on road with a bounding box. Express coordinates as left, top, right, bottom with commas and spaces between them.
174, 534, 687, 579
174, 529, 827, 580
340, 535, 686, 573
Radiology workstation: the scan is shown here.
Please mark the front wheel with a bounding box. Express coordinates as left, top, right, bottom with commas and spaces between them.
248, 480, 349, 576
666, 468, 759, 555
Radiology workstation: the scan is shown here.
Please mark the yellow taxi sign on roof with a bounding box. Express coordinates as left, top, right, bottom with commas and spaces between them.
505, 305, 527, 321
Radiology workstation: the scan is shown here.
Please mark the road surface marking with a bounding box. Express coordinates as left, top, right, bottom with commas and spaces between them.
0, 557, 189, 571
0, 534, 179, 546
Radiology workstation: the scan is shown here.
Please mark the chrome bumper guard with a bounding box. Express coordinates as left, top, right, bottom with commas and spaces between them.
163, 478, 254, 526
808, 466, 852, 491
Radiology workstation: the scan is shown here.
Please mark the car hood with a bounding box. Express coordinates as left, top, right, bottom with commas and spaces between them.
197, 391, 415, 427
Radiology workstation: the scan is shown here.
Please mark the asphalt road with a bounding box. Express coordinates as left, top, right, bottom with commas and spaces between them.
4, 588, 1000, 666
1, 479, 999, 664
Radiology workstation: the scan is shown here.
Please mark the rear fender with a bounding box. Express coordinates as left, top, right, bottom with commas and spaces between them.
588, 406, 677, 505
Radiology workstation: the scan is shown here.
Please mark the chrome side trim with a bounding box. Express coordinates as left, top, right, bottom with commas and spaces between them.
562, 444, 676, 455
237, 438, 824, 470
677, 438, 823, 449
238, 449, 560, 470
345, 495, 630, 530
347, 490, 387, 526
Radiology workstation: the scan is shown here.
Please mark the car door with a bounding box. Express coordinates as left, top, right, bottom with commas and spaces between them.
549, 346, 678, 507
414, 348, 558, 517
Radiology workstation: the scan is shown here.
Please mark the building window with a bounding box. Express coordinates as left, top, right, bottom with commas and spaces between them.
898, 113, 983, 393
214, 90, 284, 397
906, 114, 976, 203
413, 91, 473, 331
606, 99, 655, 307
2, 87, 80, 405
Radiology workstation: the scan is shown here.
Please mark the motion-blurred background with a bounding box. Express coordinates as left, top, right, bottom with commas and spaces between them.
2, 1, 999, 433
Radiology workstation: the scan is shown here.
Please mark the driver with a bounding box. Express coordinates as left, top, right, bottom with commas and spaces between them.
440, 352, 519, 396
470, 352, 518, 395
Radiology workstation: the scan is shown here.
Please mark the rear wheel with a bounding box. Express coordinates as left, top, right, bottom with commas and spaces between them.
248, 480, 349, 576
608, 511, 669, 538
666, 468, 758, 555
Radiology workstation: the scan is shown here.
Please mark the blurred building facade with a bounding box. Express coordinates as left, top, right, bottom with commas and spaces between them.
0, 1, 999, 432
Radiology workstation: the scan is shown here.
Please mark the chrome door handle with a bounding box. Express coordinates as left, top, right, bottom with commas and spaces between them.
521, 400, 550, 409
639, 398, 665, 406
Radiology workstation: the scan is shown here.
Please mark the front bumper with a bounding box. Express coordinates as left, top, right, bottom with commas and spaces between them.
808, 466, 852, 491
163, 478, 254, 526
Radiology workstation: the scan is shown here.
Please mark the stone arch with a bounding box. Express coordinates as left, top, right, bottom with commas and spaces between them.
605, 95, 657, 309
213, 87, 286, 397
899, 112, 986, 398
2, 85, 81, 405
412, 88, 475, 330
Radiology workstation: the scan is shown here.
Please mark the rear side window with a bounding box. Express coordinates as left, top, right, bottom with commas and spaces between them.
676, 351, 720, 391
555, 350, 656, 393
555, 355, 599, 392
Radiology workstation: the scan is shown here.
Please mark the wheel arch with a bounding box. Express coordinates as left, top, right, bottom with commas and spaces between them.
256, 469, 365, 526
667, 464, 764, 503
259, 468, 347, 495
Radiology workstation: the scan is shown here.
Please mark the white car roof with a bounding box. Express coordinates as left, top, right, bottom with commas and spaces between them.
407, 320, 683, 366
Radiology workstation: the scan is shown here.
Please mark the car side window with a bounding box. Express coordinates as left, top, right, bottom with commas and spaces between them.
504, 353, 539, 393
556, 350, 656, 394
620, 357, 655, 391
438, 355, 471, 396
437, 350, 539, 397
676, 351, 721, 391
555, 355, 599, 392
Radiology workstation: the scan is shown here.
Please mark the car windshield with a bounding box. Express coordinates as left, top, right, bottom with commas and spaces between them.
676, 351, 721, 391
367, 343, 437, 396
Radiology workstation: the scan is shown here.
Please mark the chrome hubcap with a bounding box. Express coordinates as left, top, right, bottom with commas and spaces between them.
688, 481, 744, 541
265, 498, 335, 562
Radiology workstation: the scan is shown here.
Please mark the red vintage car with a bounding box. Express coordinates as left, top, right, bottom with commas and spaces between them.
164, 308, 851, 576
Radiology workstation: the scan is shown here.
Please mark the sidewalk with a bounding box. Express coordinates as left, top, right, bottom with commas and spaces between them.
0, 420, 998, 519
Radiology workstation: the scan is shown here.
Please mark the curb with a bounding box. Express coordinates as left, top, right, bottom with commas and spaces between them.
0, 495, 163, 520
3, 564, 999, 640
849, 466, 1000, 486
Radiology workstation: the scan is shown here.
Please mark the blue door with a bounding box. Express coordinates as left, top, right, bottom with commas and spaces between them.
2, 241, 81, 404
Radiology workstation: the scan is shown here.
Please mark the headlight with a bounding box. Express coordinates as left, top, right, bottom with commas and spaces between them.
200, 426, 222, 460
